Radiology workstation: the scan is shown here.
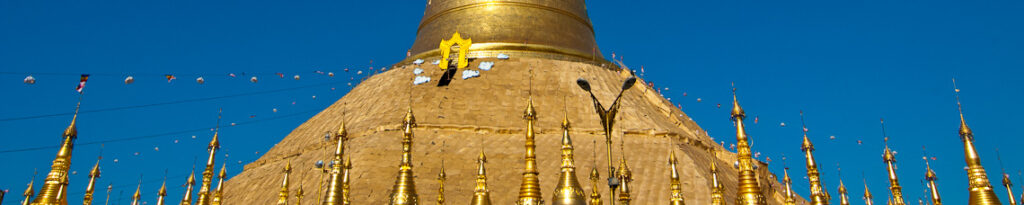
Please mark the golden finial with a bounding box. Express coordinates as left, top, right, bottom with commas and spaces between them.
552, 110, 586, 205
197, 110, 223, 205
589, 141, 602, 205
710, 151, 725, 205
782, 167, 796, 205
997, 150, 1017, 205
669, 150, 686, 205
388, 108, 419, 205
863, 176, 874, 205
616, 142, 633, 205
295, 181, 304, 205
182, 168, 197, 205
322, 121, 348, 205
211, 163, 226, 205
800, 111, 829, 205
342, 157, 352, 205
879, 119, 905, 205
438, 157, 447, 205
951, 78, 1001, 205
278, 161, 292, 205
22, 177, 34, 205
471, 151, 492, 205
131, 176, 142, 205
730, 84, 766, 205
838, 166, 850, 205
517, 97, 543, 205
924, 149, 942, 205
157, 173, 168, 205
33, 98, 84, 205
84, 155, 102, 205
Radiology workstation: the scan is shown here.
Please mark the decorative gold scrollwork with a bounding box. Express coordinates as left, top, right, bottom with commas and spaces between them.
438, 32, 472, 70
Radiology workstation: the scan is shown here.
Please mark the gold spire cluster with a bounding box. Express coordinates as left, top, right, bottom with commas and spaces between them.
552, 112, 587, 205
668, 151, 686, 205
471, 151, 492, 205
388, 108, 419, 204
517, 98, 543, 205
800, 112, 830, 205
731, 88, 767, 205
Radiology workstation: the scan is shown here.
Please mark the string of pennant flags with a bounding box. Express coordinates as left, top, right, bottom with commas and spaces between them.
15, 69, 370, 86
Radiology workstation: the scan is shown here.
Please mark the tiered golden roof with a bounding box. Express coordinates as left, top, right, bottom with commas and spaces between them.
552, 112, 587, 205
517, 98, 543, 205
181, 169, 196, 205
800, 112, 830, 205
782, 167, 796, 205
387, 108, 419, 204
730, 88, 767, 205
277, 161, 292, 205
83, 159, 101, 205
32, 101, 81, 205
471, 151, 492, 205
925, 159, 942, 205
211, 164, 226, 205
668, 151, 686, 205
952, 80, 1002, 205
156, 177, 167, 205
197, 113, 222, 205
321, 122, 347, 205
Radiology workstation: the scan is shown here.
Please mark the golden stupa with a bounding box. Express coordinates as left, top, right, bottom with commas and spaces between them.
222, 1, 803, 204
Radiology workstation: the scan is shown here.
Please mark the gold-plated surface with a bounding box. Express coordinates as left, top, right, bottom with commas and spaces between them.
32, 103, 81, 205
342, 158, 352, 205
196, 124, 222, 205
730, 90, 767, 205
181, 170, 196, 205
588, 167, 601, 205
517, 99, 543, 205
83, 160, 100, 205
800, 114, 829, 205
709, 152, 725, 205
130, 181, 141, 205
407, 0, 603, 63
615, 154, 632, 205
782, 168, 796, 205
551, 113, 587, 205
322, 122, 347, 205
668, 151, 685, 205
882, 145, 905, 205
22, 180, 34, 205
864, 180, 874, 205
387, 109, 419, 205
1003, 175, 1016, 205
838, 180, 850, 205
157, 178, 167, 205
211, 164, 226, 205
926, 160, 942, 205
952, 81, 1003, 205
471, 151, 492, 205
437, 32, 471, 71
437, 161, 447, 205
295, 183, 304, 205
277, 161, 292, 205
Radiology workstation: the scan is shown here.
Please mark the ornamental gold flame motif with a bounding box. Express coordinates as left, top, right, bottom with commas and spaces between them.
406, 0, 604, 63
730, 89, 767, 205
387, 108, 419, 205
437, 32, 471, 71
952, 80, 1002, 205
551, 113, 587, 205
517, 98, 544, 205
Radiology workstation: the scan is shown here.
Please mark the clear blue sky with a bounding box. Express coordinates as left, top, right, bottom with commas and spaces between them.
2, 0, 1023, 204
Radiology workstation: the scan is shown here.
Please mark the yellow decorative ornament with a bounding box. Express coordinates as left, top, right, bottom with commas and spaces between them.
438, 32, 472, 71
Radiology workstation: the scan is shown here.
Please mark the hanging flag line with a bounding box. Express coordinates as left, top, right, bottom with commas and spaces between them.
0, 80, 346, 122
64, 173, 193, 197
0, 107, 323, 154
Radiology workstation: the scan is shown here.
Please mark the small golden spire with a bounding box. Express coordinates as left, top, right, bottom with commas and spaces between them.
864, 178, 874, 205
615, 149, 632, 205
197, 110, 223, 205
342, 157, 352, 205
131, 177, 142, 205
471, 151, 492, 205
295, 182, 304, 205
517, 98, 543, 205
437, 159, 447, 205
800, 111, 830, 205
211, 163, 227, 205
552, 110, 587, 205
731, 85, 767, 205
33, 100, 83, 205
588, 140, 602, 205
157, 175, 168, 205
278, 161, 292, 205
952, 79, 1002, 205
322, 121, 348, 205
669, 150, 686, 205
84, 158, 101, 205
182, 169, 197, 205
925, 156, 942, 205
838, 179, 850, 205
22, 178, 34, 205
880, 120, 905, 205
782, 166, 796, 205
388, 108, 419, 204
710, 152, 725, 205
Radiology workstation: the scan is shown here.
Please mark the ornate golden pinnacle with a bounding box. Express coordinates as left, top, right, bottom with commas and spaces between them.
882, 145, 906, 205
83, 159, 101, 205
197, 113, 222, 205
952, 79, 1002, 205
838, 180, 850, 205
552, 113, 586, 205
471, 151, 492, 205
782, 168, 796, 205
517, 98, 543, 205
181, 170, 196, 205
156, 178, 167, 205
211, 163, 226, 205
800, 112, 829, 205
731, 88, 767, 205
33, 103, 81, 205
616, 152, 633, 205
277, 161, 292, 205
669, 151, 686, 205
388, 108, 419, 205
925, 161, 942, 205
710, 152, 725, 205
322, 122, 347, 205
